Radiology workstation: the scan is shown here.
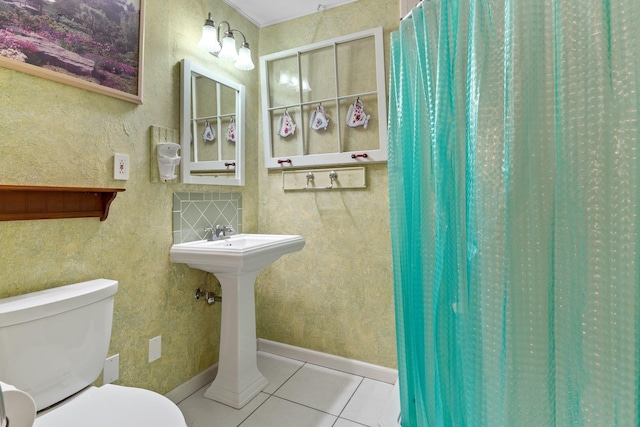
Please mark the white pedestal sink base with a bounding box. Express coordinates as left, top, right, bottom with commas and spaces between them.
204, 271, 268, 409
169, 234, 305, 409
204, 370, 268, 409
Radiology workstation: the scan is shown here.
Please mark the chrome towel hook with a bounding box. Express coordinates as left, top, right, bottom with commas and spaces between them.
304, 170, 337, 190
328, 171, 338, 187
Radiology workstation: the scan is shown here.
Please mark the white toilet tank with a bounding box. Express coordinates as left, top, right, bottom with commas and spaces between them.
0, 279, 118, 411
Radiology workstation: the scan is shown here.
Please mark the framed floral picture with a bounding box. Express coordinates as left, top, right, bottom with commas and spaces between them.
0, 0, 144, 104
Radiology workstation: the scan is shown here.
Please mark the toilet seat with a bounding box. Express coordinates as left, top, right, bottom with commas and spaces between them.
34, 385, 186, 427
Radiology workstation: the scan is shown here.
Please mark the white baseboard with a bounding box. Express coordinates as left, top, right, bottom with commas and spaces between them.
166, 339, 399, 405
257, 338, 398, 384
165, 364, 217, 404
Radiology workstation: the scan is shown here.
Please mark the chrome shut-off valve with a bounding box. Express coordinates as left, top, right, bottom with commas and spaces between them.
194, 288, 221, 305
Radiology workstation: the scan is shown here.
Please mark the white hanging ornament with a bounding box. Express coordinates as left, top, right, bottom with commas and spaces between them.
277, 109, 296, 138
202, 120, 216, 142
226, 118, 236, 143
310, 103, 329, 131
346, 97, 371, 129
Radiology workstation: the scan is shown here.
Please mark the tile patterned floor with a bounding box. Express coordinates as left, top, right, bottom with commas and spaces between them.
178, 351, 394, 427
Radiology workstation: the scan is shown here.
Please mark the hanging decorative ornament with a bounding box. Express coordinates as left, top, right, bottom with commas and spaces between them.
346, 97, 371, 129
226, 118, 236, 143
202, 120, 216, 142
310, 103, 329, 131
277, 109, 296, 138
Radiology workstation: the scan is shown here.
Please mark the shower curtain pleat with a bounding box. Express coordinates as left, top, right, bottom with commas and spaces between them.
388, 1, 640, 426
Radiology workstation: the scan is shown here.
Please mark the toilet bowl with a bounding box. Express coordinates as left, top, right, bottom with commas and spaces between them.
0, 279, 186, 427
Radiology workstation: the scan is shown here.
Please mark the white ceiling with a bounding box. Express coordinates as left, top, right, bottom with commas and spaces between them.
224, 0, 358, 28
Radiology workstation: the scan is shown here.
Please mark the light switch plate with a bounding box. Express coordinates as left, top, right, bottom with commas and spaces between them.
114, 154, 130, 180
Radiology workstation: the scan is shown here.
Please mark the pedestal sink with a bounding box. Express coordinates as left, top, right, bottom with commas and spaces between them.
169, 234, 304, 408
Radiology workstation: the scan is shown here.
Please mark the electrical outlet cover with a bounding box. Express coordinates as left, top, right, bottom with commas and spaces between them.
149, 336, 161, 363
103, 354, 119, 384
114, 154, 130, 180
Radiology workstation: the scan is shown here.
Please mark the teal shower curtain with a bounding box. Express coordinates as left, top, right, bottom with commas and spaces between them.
388, 1, 640, 426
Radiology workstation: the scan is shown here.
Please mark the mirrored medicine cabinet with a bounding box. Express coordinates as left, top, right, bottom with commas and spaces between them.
180, 59, 245, 186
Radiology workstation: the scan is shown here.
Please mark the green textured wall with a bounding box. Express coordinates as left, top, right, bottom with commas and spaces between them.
256, 0, 398, 369
0, 0, 398, 397
0, 0, 259, 394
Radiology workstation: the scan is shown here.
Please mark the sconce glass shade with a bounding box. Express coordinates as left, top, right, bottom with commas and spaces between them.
302, 78, 312, 92
235, 43, 254, 70
198, 16, 221, 54
218, 33, 239, 61
196, 15, 253, 71
278, 72, 290, 85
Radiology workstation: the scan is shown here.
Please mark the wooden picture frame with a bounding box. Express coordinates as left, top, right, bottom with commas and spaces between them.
0, 0, 145, 104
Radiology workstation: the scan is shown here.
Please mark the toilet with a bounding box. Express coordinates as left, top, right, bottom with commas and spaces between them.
0, 279, 186, 427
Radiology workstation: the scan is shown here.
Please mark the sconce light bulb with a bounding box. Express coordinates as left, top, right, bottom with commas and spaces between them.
218, 32, 238, 61
196, 16, 252, 70
302, 77, 312, 92
235, 42, 254, 71
198, 17, 221, 54
278, 71, 290, 85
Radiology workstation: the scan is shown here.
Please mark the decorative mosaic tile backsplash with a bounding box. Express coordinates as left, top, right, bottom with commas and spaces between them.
173, 192, 242, 243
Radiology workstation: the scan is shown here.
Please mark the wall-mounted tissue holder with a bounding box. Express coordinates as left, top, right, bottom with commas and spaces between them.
0, 381, 36, 427
282, 167, 366, 191
157, 142, 181, 182
0, 382, 6, 427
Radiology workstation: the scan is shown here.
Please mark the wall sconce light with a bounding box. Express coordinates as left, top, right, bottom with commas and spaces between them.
198, 12, 254, 71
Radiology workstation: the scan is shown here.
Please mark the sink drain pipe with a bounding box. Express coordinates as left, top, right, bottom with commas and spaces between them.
194, 272, 222, 305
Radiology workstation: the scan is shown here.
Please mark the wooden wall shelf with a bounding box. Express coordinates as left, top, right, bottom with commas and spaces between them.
0, 185, 125, 222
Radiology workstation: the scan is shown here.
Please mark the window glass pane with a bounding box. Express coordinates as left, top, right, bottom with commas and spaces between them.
193, 75, 217, 118
270, 107, 304, 158
268, 55, 299, 108
336, 36, 377, 96
305, 101, 339, 155
300, 46, 336, 104
340, 94, 379, 152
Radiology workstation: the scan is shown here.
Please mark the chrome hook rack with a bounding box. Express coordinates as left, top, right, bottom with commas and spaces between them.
304, 170, 338, 190
282, 166, 365, 191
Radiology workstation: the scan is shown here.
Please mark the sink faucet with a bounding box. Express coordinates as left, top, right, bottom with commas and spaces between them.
205, 225, 235, 241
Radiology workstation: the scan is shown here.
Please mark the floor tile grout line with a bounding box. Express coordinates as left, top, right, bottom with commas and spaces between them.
306, 364, 375, 386
266, 394, 343, 419
236, 395, 270, 427
332, 417, 369, 427
335, 376, 365, 421
261, 363, 367, 421
237, 362, 306, 427
268, 362, 307, 397
258, 351, 389, 385
180, 354, 386, 427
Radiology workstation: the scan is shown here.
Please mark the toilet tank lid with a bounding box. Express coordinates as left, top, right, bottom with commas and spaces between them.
0, 279, 118, 328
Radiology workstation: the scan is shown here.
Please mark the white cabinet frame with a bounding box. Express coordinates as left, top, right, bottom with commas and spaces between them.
180, 59, 245, 186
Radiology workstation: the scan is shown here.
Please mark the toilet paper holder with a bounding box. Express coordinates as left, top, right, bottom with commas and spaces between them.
0, 381, 36, 427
